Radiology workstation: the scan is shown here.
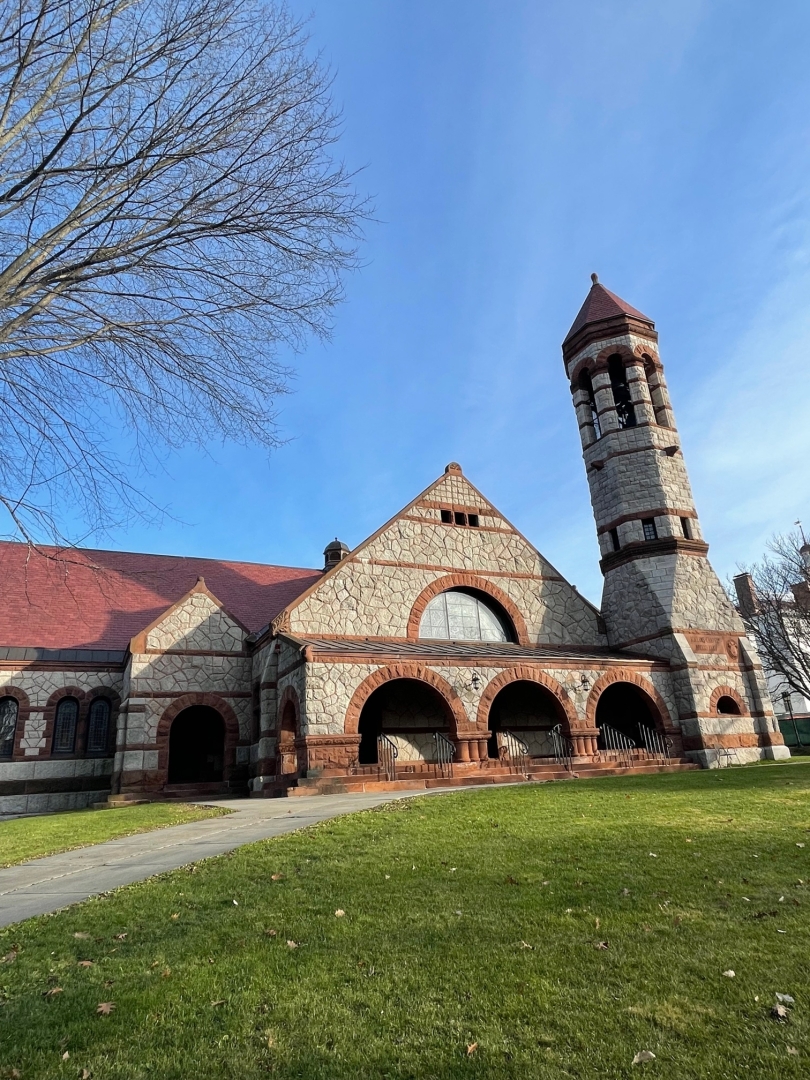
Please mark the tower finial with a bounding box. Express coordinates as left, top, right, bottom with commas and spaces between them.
591, 272, 599, 284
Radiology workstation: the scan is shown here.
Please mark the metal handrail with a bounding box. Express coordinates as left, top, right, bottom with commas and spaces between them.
433, 731, 456, 779
377, 733, 399, 781
639, 724, 672, 760
551, 723, 574, 772
501, 729, 530, 772
598, 723, 635, 768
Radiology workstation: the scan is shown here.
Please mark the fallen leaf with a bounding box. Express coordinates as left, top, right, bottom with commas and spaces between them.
103, 980, 114, 988
211, 999, 226, 1007
161, 967, 171, 978
232, 900, 239, 906
506, 876, 519, 885
797, 844, 805, 849
384, 874, 390, 880
648, 853, 658, 858
466, 1042, 478, 1055
334, 909, 345, 918
81, 1070, 92, 1079
1, 949, 18, 964
78, 960, 94, 968
788, 1046, 799, 1056
779, 896, 785, 903
520, 941, 534, 950
43, 987, 63, 997
621, 888, 631, 896
722, 970, 735, 978
271, 873, 284, 882
771, 1004, 790, 1021
594, 941, 610, 950
73, 932, 91, 940
267, 1035, 276, 1048
776, 993, 795, 1004
62, 1051, 70, 1061
96, 1002, 115, 1016
595, 918, 601, 930
264, 928, 277, 937
454, 910, 463, 916
632, 1050, 656, 1064
777, 930, 787, 934
286, 940, 298, 949
114, 933, 127, 941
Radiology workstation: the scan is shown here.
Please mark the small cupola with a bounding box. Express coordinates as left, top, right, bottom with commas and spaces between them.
323, 538, 350, 570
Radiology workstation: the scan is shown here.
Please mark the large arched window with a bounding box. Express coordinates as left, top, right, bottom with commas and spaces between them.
52, 697, 79, 754
87, 698, 112, 754
0, 697, 18, 757
419, 589, 513, 642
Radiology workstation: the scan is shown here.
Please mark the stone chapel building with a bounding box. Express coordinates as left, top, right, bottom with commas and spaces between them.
0, 280, 789, 813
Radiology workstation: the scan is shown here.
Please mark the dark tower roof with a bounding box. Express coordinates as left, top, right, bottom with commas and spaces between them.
564, 275, 654, 348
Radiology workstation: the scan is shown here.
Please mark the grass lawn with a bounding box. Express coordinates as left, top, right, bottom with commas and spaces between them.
1, 766, 809, 1079
0, 802, 231, 867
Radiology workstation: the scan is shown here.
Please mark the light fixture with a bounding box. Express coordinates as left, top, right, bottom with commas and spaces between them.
470, 672, 482, 691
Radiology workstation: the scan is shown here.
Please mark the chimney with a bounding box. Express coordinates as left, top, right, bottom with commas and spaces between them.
733, 572, 759, 617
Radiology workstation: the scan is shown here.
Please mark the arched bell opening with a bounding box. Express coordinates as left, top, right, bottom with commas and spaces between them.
595, 682, 663, 749
357, 679, 454, 765
716, 695, 742, 716
167, 705, 225, 784
486, 681, 569, 760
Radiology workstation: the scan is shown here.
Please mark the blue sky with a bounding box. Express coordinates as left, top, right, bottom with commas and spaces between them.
105, 0, 810, 605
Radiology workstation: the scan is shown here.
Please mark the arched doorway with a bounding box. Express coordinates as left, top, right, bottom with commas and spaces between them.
486, 681, 568, 759
168, 705, 225, 784
595, 682, 663, 747
357, 679, 453, 765
278, 699, 299, 775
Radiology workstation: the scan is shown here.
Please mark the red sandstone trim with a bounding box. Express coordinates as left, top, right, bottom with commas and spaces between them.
344, 664, 468, 736
475, 667, 578, 734
406, 574, 529, 646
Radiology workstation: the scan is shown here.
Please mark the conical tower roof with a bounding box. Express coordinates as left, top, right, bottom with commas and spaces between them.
564, 275, 654, 346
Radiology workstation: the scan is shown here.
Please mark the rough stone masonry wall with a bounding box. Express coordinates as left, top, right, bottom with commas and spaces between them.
0, 665, 122, 814
290, 473, 604, 646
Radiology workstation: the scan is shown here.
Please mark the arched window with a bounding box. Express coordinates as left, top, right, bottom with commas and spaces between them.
608, 355, 636, 429
642, 354, 669, 427
578, 368, 601, 439
87, 698, 111, 753
52, 697, 79, 754
716, 695, 741, 716
0, 697, 18, 757
419, 589, 513, 642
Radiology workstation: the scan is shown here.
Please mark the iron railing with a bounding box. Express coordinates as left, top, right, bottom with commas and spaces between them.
598, 723, 636, 768
377, 733, 399, 781
639, 724, 672, 760
551, 723, 574, 772
433, 731, 456, 779
501, 730, 530, 772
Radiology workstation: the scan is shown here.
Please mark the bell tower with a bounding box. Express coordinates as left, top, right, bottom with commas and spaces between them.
563, 275, 788, 764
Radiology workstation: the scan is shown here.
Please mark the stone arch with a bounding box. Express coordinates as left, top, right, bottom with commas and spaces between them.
709, 685, 747, 716
155, 692, 242, 783
0, 685, 30, 761
407, 574, 529, 646
476, 667, 578, 733
345, 664, 468, 736
276, 684, 303, 774
586, 668, 674, 733
594, 343, 635, 368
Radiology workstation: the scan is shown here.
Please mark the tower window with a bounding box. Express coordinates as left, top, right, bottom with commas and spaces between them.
608, 355, 637, 429
454, 511, 467, 526
468, 514, 479, 528
610, 528, 621, 552
642, 518, 658, 542
440, 509, 453, 524
680, 517, 691, 539
578, 369, 601, 439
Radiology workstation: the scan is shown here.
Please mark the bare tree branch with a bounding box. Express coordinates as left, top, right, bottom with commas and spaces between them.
734, 529, 810, 702
0, 0, 366, 544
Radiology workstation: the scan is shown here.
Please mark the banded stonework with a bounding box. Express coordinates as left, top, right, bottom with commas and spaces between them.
0, 281, 786, 813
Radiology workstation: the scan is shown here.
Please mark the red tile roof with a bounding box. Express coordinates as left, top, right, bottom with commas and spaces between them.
0, 542, 322, 651
564, 281, 653, 344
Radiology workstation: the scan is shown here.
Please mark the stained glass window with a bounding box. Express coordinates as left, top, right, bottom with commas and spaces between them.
53, 697, 79, 754
419, 590, 511, 643
0, 697, 18, 757
87, 698, 111, 753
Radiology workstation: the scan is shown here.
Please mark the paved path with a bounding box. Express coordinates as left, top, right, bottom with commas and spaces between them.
0, 791, 446, 928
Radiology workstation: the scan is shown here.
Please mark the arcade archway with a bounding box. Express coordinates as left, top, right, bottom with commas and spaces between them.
167, 705, 225, 784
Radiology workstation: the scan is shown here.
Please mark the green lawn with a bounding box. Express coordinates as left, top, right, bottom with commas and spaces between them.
1, 766, 809, 1079
0, 802, 230, 867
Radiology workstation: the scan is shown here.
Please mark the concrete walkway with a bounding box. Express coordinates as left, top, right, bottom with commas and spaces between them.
0, 790, 445, 928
